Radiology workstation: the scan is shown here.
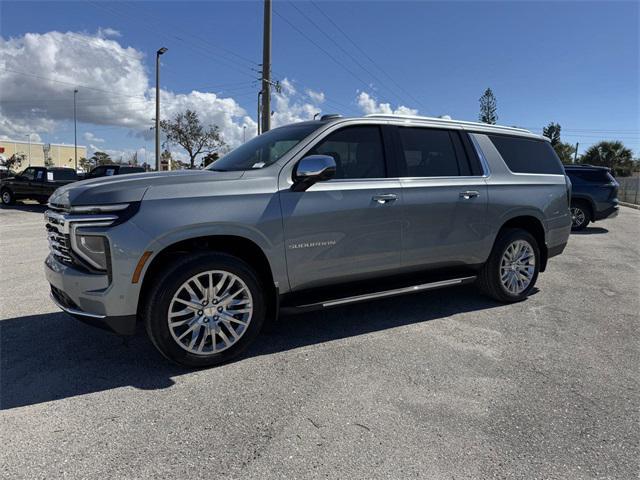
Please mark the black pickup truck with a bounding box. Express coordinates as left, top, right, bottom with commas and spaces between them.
0, 166, 78, 206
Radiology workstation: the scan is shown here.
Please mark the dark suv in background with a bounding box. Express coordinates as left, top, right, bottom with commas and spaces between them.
564, 165, 619, 231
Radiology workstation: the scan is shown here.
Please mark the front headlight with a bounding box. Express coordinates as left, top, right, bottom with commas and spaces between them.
73, 233, 109, 271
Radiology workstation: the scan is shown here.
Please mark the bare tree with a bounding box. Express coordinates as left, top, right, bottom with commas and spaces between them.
160, 110, 225, 169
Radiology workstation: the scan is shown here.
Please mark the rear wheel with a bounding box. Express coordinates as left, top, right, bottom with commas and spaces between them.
1, 188, 15, 206
144, 252, 266, 367
570, 202, 591, 231
477, 228, 540, 303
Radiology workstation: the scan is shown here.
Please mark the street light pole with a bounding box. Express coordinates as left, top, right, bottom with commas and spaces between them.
73, 89, 78, 171
26, 134, 31, 166
155, 47, 168, 171
243, 125, 247, 143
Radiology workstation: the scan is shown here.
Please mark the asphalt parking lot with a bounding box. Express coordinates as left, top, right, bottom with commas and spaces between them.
1, 204, 638, 479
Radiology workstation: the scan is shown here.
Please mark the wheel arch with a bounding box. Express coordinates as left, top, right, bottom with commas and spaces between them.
570, 195, 594, 219
137, 234, 279, 323
497, 215, 548, 272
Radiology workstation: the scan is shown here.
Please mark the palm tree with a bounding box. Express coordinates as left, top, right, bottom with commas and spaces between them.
580, 141, 634, 176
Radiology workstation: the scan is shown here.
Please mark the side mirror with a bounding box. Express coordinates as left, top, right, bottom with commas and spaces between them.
292, 155, 336, 192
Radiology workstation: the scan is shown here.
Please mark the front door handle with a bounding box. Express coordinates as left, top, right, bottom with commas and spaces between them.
459, 190, 480, 200
372, 193, 398, 204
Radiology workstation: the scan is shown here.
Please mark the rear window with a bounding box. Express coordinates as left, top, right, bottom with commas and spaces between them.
488, 135, 563, 175
51, 169, 78, 181
119, 167, 144, 174
566, 169, 611, 184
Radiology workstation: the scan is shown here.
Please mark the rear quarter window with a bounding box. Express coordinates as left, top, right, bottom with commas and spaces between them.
566, 169, 611, 184
51, 169, 78, 181
488, 135, 564, 175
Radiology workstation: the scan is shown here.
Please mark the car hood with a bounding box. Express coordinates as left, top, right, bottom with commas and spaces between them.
49, 169, 244, 207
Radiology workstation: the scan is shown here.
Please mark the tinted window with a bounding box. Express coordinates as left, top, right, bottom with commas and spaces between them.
21, 168, 36, 181
566, 169, 611, 184
489, 135, 563, 174
310, 126, 385, 179
208, 123, 321, 171
52, 169, 78, 181
120, 167, 145, 174
398, 128, 462, 177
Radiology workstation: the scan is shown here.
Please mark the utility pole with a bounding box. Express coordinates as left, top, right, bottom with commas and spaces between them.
257, 91, 262, 135
260, 0, 272, 134
74, 89, 78, 171
574, 142, 579, 164
155, 47, 168, 171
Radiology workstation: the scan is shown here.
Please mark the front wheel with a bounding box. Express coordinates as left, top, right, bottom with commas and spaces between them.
477, 228, 540, 303
1, 188, 15, 206
144, 253, 266, 367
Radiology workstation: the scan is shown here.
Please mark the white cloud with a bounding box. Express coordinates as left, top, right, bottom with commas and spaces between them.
305, 89, 325, 104
84, 131, 104, 143
97, 27, 121, 38
356, 91, 418, 116
0, 30, 262, 153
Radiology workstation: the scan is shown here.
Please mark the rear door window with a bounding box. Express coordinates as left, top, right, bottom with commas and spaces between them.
397, 128, 468, 177
488, 135, 564, 175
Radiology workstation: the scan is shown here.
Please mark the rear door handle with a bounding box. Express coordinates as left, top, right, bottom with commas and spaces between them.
372, 193, 398, 204
459, 190, 480, 199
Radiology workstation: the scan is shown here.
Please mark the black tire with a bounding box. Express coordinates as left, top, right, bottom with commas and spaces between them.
144, 252, 266, 367
1, 188, 15, 206
570, 201, 591, 231
477, 228, 540, 303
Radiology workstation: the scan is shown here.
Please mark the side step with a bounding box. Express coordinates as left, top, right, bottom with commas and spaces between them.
283, 275, 477, 313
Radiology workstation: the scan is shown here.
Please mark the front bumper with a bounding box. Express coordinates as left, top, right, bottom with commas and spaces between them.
45, 255, 137, 335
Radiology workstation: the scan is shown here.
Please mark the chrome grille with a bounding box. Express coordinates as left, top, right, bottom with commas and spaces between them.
45, 214, 73, 265
44, 209, 118, 269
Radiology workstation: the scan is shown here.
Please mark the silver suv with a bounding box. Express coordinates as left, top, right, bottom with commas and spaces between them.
45, 114, 572, 367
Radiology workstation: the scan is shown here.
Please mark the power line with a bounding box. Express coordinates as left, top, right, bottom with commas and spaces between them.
119, 1, 259, 69
287, 1, 412, 110
272, 8, 376, 95
87, 1, 258, 81
309, 0, 428, 112
0, 67, 149, 99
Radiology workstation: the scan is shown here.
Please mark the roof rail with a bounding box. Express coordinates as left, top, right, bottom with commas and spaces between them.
364, 114, 532, 134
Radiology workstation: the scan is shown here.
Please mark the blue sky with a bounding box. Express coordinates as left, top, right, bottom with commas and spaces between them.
1, 0, 638, 161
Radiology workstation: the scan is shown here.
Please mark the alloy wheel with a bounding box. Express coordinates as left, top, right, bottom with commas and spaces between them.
499, 240, 536, 295
167, 270, 253, 355
571, 207, 586, 228
2, 191, 11, 204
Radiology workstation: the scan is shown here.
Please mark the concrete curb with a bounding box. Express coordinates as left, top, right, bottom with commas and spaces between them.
620, 202, 640, 210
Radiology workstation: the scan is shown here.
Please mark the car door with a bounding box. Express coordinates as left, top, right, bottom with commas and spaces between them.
12, 167, 36, 197
33, 168, 48, 199
280, 124, 403, 291
393, 126, 490, 269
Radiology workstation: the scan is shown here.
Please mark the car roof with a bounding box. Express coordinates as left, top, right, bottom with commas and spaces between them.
307, 114, 542, 140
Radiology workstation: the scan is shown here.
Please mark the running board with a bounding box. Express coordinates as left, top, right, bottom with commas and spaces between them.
285, 275, 477, 312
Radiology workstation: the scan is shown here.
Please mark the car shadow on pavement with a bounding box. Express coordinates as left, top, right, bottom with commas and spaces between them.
1, 285, 502, 410
572, 227, 609, 235
0, 203, 47, 213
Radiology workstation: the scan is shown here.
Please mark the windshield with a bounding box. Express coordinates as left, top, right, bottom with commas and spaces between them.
207, 123, 322, 171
